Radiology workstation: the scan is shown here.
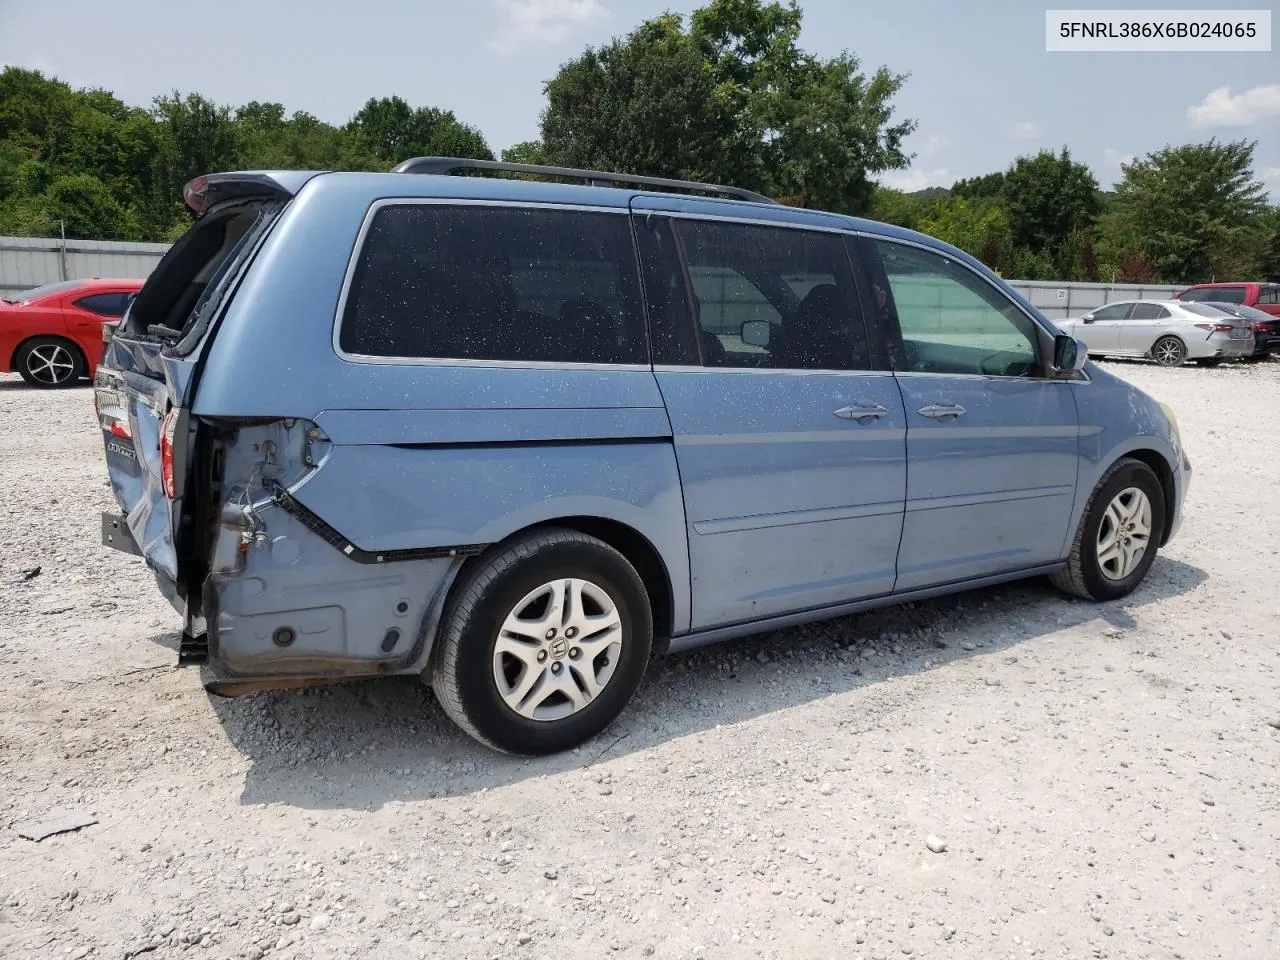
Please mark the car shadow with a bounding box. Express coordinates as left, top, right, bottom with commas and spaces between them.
186, 556, 1207, 811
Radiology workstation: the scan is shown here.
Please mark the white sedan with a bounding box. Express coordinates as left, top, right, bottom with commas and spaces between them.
1055, 300, 1255, 367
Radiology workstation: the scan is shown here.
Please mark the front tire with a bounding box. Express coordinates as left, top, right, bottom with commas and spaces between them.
430, 528, 653, 754
15, 336, 85, 388
1051, 457, 1166, 602
1151, 336, 1186, 367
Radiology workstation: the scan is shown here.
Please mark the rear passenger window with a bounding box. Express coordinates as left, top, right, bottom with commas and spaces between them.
675, 219, 870, 370
339, 204, 647, 365
74, 292, 130, 317
1128, 303, 1169, 320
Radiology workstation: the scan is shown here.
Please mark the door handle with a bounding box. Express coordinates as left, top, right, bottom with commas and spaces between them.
918, 401, 966, 420
834, 401, 889, 423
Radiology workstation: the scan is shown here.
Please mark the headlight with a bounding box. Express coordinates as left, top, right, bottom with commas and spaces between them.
1157, 401, 1181, 453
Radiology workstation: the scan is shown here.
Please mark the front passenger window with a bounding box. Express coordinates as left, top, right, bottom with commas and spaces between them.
870, 240, 1039, 377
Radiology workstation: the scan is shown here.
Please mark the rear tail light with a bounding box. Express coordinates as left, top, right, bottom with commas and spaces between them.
1193, 323, 1234, 333
160, 408, 179, 499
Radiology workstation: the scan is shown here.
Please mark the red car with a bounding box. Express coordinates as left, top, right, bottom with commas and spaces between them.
1176, 281, 1280, 317
0, 278, 145, 387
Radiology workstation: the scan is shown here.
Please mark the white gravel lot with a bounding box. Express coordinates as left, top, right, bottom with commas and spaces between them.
1, 359, 1277, 960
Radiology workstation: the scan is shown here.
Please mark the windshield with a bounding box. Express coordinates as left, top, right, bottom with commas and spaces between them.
4, 279, 85, 304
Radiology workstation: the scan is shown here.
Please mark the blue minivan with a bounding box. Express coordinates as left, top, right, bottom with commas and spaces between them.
97, 158, 1189, 753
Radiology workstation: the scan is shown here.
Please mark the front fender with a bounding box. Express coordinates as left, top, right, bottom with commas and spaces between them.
1064, 366, 1185, 553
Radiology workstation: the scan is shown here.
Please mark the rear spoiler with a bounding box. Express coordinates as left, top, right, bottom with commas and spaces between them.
182, 171, 322, 216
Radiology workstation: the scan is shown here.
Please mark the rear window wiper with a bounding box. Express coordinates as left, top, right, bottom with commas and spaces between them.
147, 323, 185, 339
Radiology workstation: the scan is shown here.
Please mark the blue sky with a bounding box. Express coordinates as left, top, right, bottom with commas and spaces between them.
2, 0, 1277, 196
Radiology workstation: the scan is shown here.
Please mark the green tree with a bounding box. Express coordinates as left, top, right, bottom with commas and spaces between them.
541, 15, 731, 182
952, 171, 1005, 200
540, 0, 913, 214
919, 195, 1012, 273
346, 96, 492, 166
1001, 147, 1099, 272
152, 92, 240, 200
869, 185, 942, 231
0, 173, 140, 239
1107, 139, 1268, 282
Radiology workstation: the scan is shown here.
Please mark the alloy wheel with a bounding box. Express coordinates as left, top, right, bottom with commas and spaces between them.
25, 343, 77, 385
1153, 339, 1184, 367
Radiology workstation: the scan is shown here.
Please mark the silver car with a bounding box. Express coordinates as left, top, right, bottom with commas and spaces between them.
1056, 299, 1255, 367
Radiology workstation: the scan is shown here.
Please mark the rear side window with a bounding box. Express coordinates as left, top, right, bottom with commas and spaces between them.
74, 292, 131, 317
1259, 286, 1279, 305
339, 204, 647, 365
1128, 302, 1169, 320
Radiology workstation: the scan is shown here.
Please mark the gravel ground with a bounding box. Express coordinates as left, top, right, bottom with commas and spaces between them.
1, 360, 1277, 960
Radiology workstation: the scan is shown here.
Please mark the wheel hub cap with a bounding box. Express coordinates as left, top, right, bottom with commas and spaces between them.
492, 577, 623, 722
1096, 486, 1153, 581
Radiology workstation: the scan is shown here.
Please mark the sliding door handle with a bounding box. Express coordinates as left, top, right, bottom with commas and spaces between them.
918, 402, 966, 420
835, 402, 889, 423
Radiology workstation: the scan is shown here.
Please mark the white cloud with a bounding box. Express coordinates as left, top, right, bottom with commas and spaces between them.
1103, 147, 1135, 172
1263, 167, 1280, 200
1187, 84, 1280, 128
920, 134, 950, 157
880, 167, 955, 192
488, 0, 607, 53
1008, 120, 1040, 140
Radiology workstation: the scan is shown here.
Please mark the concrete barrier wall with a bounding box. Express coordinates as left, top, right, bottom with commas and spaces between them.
0, 236, 170, 296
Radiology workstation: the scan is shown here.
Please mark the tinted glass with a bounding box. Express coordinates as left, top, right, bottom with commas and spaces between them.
1182, 286, 1246, 304
1092, 303, 1134, 321
73, 292, 130, 317
1258, 286, 1278, 305
634, 216, 699, 365
871, 239, 1039, 377
674, 219, 870, 370
340, 204, 647, 364
1128, 302, 1168, 320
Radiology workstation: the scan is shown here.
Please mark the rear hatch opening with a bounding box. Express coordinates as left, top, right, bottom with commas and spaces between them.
97, 173, 312, 651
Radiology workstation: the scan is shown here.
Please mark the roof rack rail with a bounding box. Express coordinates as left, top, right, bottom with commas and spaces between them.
390, 156, 778, 205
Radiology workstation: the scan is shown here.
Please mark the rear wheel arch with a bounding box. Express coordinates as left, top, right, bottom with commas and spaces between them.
441, 515, 675, 657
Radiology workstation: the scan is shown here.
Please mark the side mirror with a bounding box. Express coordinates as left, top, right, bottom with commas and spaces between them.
741, 319, 771, 348
1081, 314, 1094, 324
1053, 334, 1088, 374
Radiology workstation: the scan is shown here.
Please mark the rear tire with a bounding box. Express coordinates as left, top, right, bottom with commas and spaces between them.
1151, 336, 1186, 367
429, 528, 653, 755
15, 336, 85, 388
1050, 457, 1166, 602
